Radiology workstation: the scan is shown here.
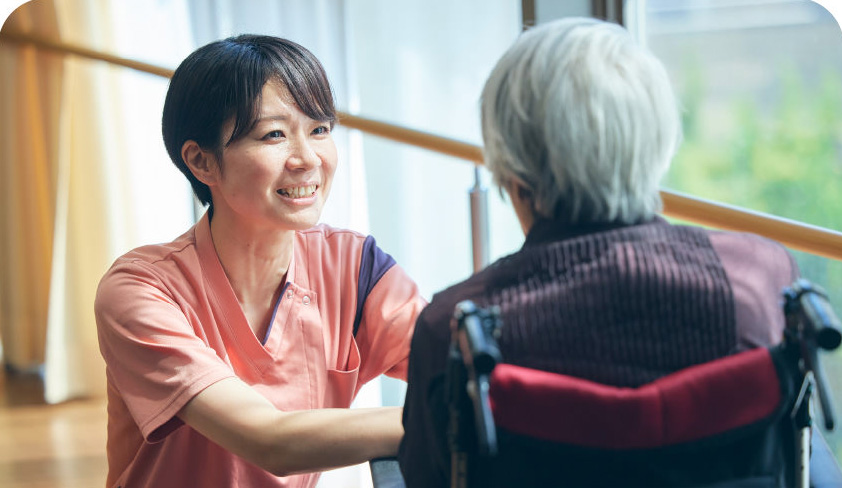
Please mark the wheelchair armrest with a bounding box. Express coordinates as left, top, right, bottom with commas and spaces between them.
369, 457, 407, 488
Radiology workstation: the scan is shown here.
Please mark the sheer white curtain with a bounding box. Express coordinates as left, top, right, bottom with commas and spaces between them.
346, 0, 524, 299
34, 0, 195, 403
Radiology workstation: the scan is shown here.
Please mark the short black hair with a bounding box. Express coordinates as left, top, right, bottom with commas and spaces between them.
162, 35, 336, 207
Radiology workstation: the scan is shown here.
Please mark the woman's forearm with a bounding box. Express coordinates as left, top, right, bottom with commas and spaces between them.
261, 406, 403, 476
179, 377, 403, 477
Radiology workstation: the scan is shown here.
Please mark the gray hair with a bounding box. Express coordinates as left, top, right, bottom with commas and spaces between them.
480, 17, 681, 224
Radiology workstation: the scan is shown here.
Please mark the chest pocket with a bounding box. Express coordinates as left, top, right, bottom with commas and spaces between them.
260, 274, 367, 409
324, 339, 361, 407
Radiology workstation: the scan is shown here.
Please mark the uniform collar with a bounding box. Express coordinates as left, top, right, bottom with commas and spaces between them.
194, 209, 299, 287
523, 215, 665, 248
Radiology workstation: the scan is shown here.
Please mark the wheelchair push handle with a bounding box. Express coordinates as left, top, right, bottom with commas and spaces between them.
451, 301, 503, 457
453, 301, 502, 376
784, 279, 842, 351
783, 279, 842, 431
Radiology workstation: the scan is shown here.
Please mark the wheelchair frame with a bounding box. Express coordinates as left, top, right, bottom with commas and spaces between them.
446, 279, 841, 488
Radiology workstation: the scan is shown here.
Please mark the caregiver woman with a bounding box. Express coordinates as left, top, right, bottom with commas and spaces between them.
94, 34, 425, 488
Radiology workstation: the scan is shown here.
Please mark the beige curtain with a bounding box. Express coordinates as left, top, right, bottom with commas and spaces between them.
43, 0, 116, 403
0, 0, 61, 372
1, 0, 131, 402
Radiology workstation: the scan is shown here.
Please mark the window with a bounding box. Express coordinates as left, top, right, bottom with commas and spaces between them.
628, 0, 842, 457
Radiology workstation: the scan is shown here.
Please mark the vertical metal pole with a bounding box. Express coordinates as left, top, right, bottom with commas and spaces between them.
521, 0, 536, 29
592, 0, 625, 24
469, 166, 490, 273
793, 377, 814, 488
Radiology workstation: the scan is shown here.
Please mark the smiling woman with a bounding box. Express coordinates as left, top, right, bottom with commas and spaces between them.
93, 35, 427, 488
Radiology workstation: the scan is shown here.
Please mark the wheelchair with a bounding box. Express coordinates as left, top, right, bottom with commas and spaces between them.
371, 278, 842, 487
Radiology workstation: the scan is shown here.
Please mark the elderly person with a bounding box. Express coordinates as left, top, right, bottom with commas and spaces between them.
95, 35, 425, 488
398, 17, 798, 487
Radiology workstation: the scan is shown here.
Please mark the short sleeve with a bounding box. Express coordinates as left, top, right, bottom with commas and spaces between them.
354, 261, 427, 384
95, 260, 236, 441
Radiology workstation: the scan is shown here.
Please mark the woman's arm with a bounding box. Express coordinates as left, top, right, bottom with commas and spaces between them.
178, 377, 403, 477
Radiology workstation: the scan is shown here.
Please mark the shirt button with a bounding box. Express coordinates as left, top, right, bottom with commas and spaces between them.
302, 296, 311, 305
286, 289, 294, 299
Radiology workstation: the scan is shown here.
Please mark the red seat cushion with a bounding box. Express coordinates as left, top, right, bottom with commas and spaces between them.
489, 347, 781, 449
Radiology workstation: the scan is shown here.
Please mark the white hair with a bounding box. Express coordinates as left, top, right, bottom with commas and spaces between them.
481, 17, 682, 224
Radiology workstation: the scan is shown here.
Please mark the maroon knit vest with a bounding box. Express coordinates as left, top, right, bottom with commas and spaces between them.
481, 220, 735, 388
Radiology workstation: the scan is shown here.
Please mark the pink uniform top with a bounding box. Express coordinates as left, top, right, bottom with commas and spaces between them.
95, 212, 425, 488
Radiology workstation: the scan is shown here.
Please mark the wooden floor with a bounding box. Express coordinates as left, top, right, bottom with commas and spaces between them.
0, 366, 108, 488
0, 368, 375, 488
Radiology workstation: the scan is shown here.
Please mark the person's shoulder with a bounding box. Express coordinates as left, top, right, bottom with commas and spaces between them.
657, 219, 791, 258
704, 228, 798, 278
295, 224, 400, 271
116, 229, 196, 267
101, 228, 198, 288
704, 227, 791, 256
297, 223, 369, 248
95, 230, 198, 318
418, 266, 498, 335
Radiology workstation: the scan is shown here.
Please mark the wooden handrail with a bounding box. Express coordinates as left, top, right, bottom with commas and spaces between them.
661, 191, 842, 260
0, 30, 176, 78
3, 30, 841, 261
337, 113, 484, 163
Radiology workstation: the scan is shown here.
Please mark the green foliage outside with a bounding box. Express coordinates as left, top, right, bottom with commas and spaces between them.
664, 64, 842, 456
